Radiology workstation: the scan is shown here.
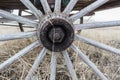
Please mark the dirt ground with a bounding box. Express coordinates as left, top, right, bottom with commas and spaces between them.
0, 26, 120, 80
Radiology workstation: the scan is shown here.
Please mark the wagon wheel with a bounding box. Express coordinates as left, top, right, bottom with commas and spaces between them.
0, 0, 120, 80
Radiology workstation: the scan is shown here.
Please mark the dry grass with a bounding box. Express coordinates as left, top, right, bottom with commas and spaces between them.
0, 27, 120, 80
0, 39, 120, 80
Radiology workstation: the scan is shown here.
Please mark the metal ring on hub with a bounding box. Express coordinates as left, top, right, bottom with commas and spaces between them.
40, 18, 74, 52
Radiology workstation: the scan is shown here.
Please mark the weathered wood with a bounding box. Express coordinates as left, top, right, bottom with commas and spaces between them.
70, 0, 109, 22
20, 0, 42, 18
40, 0, 52, 14
50, 52, 57, 80
0, 15, 37, 23
0, 41, 40, 72
25, 48, 47, 80
0, 0, 119, 12
63, 0, 78, 15
76, 35, 120, 55
75, 20, 120, 30
0, 31, 36, 41
71, 44, 108, 80
54, 0, 61, 12
0, 9, 37, 27
0, 23, 33, 28
62, 51, 78, 80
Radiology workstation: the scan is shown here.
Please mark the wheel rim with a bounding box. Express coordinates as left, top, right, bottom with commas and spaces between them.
0, 0, 120, 80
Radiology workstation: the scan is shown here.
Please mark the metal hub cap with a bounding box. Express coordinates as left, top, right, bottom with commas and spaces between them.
39, 18, 74, 52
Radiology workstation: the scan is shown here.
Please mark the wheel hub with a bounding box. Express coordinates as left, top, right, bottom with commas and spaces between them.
39, 18, 74, 52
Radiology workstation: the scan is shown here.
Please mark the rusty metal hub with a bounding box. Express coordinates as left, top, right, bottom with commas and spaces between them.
40, 18, 74, 52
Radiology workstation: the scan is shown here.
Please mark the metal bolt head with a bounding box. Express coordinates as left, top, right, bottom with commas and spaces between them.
49, 27, 65, 43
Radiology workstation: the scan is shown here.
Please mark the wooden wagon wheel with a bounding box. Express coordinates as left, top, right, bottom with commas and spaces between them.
0, 0, 120, 80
